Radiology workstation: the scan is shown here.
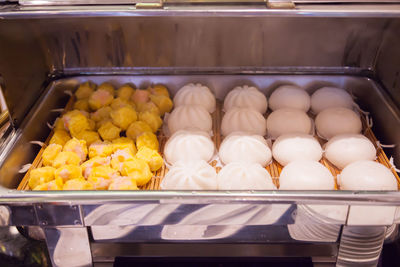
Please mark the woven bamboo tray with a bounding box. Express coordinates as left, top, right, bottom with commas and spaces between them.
18, 96, 400, 191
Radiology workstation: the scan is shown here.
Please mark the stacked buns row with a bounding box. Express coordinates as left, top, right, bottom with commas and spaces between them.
161, 83, 398, 191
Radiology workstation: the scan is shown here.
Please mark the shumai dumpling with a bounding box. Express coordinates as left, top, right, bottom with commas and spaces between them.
148, 84, 170, 97
111, 97, 131, 110
87, 166, 119, 190
63, 178, 93, 190
73, 99, 90, 112
98, 121, 121, 141
136, 132, 159, 151
121, 157, 153, 186
63, 138, 88, 163
49, 130, 71, 146
33, 178, 63, 191
55, 165, 83, 183
117, 84, 135, 100
42, 144, 62, 166
74, 130, 101, 146
136, 146, 163, 172
138, 111, 162, 133
110, 148, 135, 172
97, 82, 115, 96
136, 102, 160, 115
108, 176, 138, 190
96, 118, 112, 131
90, 106, 112, 122
88, 141, 113, 158
29, 166, 56, 189
87, 119, 96, 131
126, 121, 153, 140
149, 95, 173, 116
53, 118, 65, 131
53, 151, 81, 168
110, 106, 137, 130
63, 111, 91, 137
112, 137, 137, 154
75, 82, 95, 100
81, 156, 111, 178
132, 89, 150, 104
88, 89, 113, 110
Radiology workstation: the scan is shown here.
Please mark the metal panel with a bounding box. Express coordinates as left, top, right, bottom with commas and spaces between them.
35, 204, 83, 226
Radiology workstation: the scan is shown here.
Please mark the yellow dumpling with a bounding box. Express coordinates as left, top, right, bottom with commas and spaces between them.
49, 130, 71, 146
136, 147, 163, 172
88, 141, 113, 158
131, 89, 150, 104
136, 102, 160, 115
98, 121, 121, 141
42, 144, 62, 166
52, 151, 81, 168
87, 176, 111, 190
117, 84, 135, 100
75, 82, 95, 100
121, 157, 153, 186
88, 89, 113, 111
33, 178, 63, 191
87, 119, 96, 131
111, 97, 131, 110
97, 82, 115, 96
29, 166, 56, 189
81, 156, 110, 178
90, 106, 112, 122
149, 95, 173, 116
63, 178, 94, 190
66, 113, 91, 138
74, 130, 101, 146
55, 165, 83, 183
111, 148, 135, 172
96, 118, 112, 131
138, 111, 162, 133
110, 106, 137, 130
53, 118, 65, 131
112, 137, 137, 154
89, 165, 118, 179
108, 176, 138, 190
148, 84, 170, 98
73, 99, 90, 112
126, 121, 152, 140
63, 138, 88, 163
136, 132, 159, 151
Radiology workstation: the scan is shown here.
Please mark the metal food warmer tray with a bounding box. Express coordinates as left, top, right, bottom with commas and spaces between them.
2, 1, 400, 266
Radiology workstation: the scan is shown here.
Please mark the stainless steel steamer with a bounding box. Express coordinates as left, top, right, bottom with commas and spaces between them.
1, 1, 400, 266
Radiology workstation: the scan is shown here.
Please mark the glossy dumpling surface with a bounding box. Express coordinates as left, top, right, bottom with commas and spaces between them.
269, 85, 310, 112
266, 108, 312, 139
311, 87, 353, 114
221, 107, 267, 136
168, 105, 212, 134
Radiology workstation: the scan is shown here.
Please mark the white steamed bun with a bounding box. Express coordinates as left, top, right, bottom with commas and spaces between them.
219, 132, 272, 166
266, 108, 312, 139
315, 107, 362, 140
173, 83, 216, 113
311, 87, 353, 114
168, 105, 212, 134
324, 134, 376, 169
160, 160, 218, 190
221, 107, 267, 136
339, 161, 397, 190
279, 161, 335, 190
217, 162, 276, 190
272, 134, 322, 166
269, 85, 310, 112
164, 129, 215, 165
223, 85, 268, 114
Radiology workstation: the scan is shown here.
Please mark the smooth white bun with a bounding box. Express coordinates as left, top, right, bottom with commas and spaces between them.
279, 161, 335, 190
164, 129, 215, 165
217, 162, 276, 190
160, 160, 218, 190
221, 107, 267, 136
168, 105, 212, 134
315, 107, 362, 140
266, 108, 313, 139
311, 87, 353, 114
324, 134, 376, 169
223, 85, 268, 114
272, 134, 322, 166
219, 132, 272, 166
173, 83, 216, 113
269, 85, 310, 112
339, 161, 397, 190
